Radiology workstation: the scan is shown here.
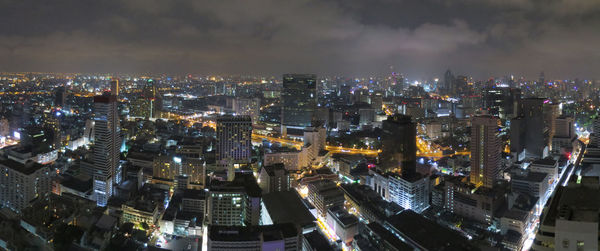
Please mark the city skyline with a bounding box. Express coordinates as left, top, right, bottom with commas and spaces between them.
1, 0, 600, 78
0, 0, 599, 250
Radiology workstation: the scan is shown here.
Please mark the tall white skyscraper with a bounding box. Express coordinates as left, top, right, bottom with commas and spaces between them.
93, 94, 120, 206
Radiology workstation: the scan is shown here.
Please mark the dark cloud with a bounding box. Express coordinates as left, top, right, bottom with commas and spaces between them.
0, 0, 599, 79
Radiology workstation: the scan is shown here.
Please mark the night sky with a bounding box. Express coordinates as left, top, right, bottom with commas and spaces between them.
0, 0, 599, 79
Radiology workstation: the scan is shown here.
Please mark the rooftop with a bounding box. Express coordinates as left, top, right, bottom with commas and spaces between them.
303, 230, 332, 251
262, 190, 315, 228
385, 210, 478, 251
0, 158, 47, 175
209, 223, 297, 242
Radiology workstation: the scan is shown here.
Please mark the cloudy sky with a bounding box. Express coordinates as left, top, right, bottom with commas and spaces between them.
0, 0, 599, 79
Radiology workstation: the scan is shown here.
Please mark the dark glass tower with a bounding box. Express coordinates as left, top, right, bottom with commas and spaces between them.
281, 74, 317, 128
380, 114, 417, 175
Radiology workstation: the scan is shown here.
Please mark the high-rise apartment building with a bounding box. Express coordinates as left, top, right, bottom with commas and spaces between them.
93, 94, 120, 206
281, 74, 317, 131
0, 159, 53, 213
470, 115, 501, 188
216, 115, 252, 166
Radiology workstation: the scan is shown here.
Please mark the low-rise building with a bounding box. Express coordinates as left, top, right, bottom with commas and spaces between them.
306, 180, 345, 218
326, 205, 358, 244
207, 223, 299, 251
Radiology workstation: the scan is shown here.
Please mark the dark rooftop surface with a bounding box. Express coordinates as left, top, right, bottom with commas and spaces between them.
60, 175, 93, 193
262, 190, 315, 228
385, 210, 479, 251
512, 171, 548, 183
0, 158, 47, 175
327, 205, 358, 227
365, 222, 413, 251
210, 172, 262, 197
531, 158, 557, 166
303, 230, 333, 251
182, 189, 206, 200
262, 163, 288, 176
209, 223, 297, 242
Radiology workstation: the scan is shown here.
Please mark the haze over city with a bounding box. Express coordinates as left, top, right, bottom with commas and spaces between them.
1, 0, 600, 78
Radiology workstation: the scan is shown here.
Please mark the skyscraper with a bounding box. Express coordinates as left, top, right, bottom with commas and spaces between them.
129, 79, 162, 119
110, 79, 119, 97
470, 115, 501, 188
216, 115, 252, 166
442, 69, 454, 94
54, 86, 66, 107
510, 98, 546, 158
93, 94, 120, 206
281, 74, 317, 132
380, 114, 417, 174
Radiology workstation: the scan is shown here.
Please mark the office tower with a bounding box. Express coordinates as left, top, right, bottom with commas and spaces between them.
380, 114, 417, 174
258, 163, 290, 194
281, 74, 317, 132
233, 97, 261, 124
110, 79, 119, 97
42, 111, 61, 150
482, 87, 521, 119
388, 173, 430, 212
131, 79, 162, 118
369, 169, 429, 213
442, 69, 454, 94
453, 75, 468, 96
130, 98, 149, 118
54, 86, 66, 107
215, 115, 252, 166
533, 176, 600, 251
20, 126, 53, 155
93, 94, 120, 206
510, 98, 546, 158
544, 103, 560, 151
470, 115, 501, 188
0, 160, 53, 213
592, 117, 600, 147
206, 173, 262, 226
359, 108, 376, 126
0, 118, 8, 137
